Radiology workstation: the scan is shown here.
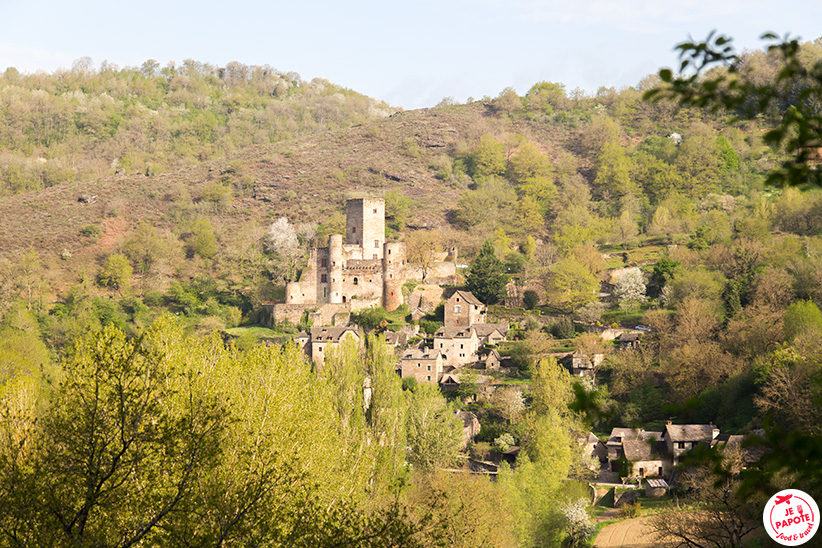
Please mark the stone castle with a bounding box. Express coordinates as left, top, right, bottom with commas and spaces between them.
267, 198, 406, 325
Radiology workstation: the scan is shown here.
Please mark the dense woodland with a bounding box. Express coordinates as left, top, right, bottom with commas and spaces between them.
1, 35, 822, 547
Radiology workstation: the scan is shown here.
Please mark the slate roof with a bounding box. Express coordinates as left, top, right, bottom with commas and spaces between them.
309, 326, 359, 342
664, 424, 717, 442
402, 348, 441, 361
623, 439, 666, 461
434, 327, 474, 338
451, 290, 483, 306
472, 323, 509, 338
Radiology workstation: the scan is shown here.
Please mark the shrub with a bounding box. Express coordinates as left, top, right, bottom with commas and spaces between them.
620, 501, 641, 519
523, 290, 539, 310
550, 317, 575, 339
80, 224, 103, 240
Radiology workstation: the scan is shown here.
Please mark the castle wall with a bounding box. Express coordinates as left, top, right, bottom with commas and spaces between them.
406, 261, 457, 283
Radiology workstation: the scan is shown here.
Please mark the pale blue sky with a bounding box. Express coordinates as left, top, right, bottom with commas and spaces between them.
0, 0, 820, 109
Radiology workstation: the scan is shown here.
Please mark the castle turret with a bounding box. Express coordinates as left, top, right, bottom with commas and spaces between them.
346, 198, 385, 260
329, 234, 343, 304
383, 242, 405, 311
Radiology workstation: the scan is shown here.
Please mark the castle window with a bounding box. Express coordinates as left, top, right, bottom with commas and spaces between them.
321, 258, 327, 267
373, 208, 377, 213
321, 274, 327, 283
388, 249, 391, 255
375, 239, 379, 248
426, 376, 431, 381
427, 365, 431, 371
352, 227, 356, 233
332, 261, 336, 266
342, 296, 346, 303
353, 277, 358, 285
323, 288, 328, 298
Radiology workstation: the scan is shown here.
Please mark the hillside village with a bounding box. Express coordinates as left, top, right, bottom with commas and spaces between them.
262, 197, 767, 491
2, 40, 822, 547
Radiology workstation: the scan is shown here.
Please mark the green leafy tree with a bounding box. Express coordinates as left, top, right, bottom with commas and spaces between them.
594, 142, 636, 200
187, 219, 217, 259
468, 134, 506, 180
405, 384, 463, 471
545, 258, 598, 313
97, 253, 133, 291
465, 240, 509, 305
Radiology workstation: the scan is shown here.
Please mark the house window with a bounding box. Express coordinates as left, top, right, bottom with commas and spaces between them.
373, 208, 377, 214
373, 254, 378, 259
332, 261, 336, 266
440, 343, 443, 348
353, 277, 358, 285
375, 239, 380, 248
388, 249, 392, 255
352, 227, 356, 233
318, 346, 323, 352
323, 288, 328, 298
677, 442, 686, 449
460, 344, 464, 349
456, 297, 460, 302
427, 365, 431, 371
426, 376, 431, 381
454, 305, 461, 314
658, 466, 663, 476
321, 274, 327, 283
639, 467, 645, 477
417, 363, 421, 368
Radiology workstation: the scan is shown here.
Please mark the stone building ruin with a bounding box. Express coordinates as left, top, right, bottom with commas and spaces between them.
267, 198, 406, 325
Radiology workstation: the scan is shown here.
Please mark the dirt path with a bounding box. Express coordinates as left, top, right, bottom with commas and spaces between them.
593, 516, 656, 548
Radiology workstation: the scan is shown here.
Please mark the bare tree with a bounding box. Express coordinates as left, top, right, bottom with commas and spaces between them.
649, 447, 763, 548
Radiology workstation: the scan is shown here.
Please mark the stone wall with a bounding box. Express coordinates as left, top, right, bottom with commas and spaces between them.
406, 261, 457, 283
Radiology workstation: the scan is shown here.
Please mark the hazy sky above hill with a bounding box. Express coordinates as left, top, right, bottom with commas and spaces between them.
1, 0, 820, 109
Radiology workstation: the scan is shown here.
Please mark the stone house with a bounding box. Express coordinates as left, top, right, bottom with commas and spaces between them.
622, 438, 670, 478
661, 422, 720, 465
471, 323, 509, 346
400, 347, 445, 385
444, 290, 486, 327
604, 422, 754, 480
563, 350, 605, 377
605, 428, 662, 473
268, 198, 406, 324
308, 326, 360, 369
433, 326, 479, 367
618, 332, 640, 349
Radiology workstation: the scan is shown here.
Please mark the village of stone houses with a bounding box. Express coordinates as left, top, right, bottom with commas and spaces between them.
263, 197, 763, 500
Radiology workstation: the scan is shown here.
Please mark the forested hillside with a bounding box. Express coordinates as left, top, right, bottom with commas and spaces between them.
1, 35, 822, 547
0, 59, 390, 196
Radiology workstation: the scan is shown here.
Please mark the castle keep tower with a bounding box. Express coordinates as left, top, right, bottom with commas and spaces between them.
346, 198, 385, 260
